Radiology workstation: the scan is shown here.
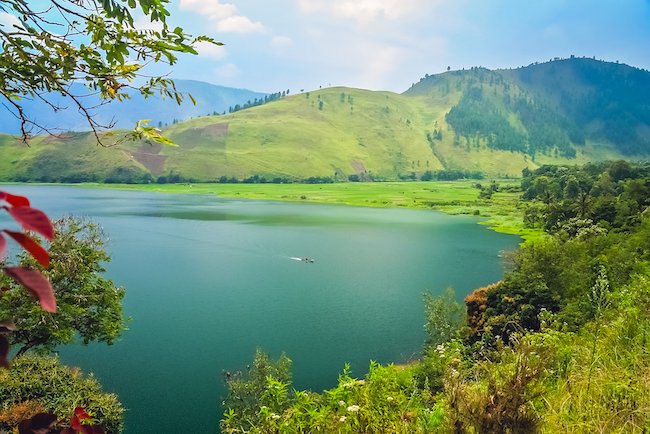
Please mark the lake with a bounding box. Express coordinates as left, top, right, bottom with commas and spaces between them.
3, 185, 520, 433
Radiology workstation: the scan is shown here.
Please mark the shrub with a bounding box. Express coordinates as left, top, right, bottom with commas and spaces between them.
0, 355, 124, 433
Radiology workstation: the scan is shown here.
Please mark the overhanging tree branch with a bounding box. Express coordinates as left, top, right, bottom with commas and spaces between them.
0, 0, 222, 145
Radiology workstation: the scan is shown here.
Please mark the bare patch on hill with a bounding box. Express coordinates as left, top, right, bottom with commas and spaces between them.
350, 159, 367, 174
130, 142, 167, 174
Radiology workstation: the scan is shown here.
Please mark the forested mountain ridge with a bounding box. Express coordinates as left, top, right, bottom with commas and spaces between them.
1, 58, 649, 183
406, 57, 650, 158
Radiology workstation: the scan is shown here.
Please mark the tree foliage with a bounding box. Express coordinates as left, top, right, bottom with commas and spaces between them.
222, 349, 293, 431
0, 216, 125, 356
423, 288, 465, 348
0, 0, 220, 143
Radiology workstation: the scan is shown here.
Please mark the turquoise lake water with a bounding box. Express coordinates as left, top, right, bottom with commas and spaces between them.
3, 185, 520, 433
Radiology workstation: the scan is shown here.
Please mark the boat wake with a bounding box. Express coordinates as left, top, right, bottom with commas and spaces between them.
288, 256, 315, 263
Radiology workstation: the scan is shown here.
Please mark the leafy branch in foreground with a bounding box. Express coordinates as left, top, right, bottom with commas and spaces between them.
0, 0, 221, 144
0, 191, 56, 367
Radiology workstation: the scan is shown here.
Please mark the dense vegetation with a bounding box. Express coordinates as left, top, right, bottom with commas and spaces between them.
219, 160, 650, 433
0, 355, 124, 433
506, 58, 650, 154
445, 86, 526, 153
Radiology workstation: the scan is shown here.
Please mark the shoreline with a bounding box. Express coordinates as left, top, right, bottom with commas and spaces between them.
2, 180, 543, 242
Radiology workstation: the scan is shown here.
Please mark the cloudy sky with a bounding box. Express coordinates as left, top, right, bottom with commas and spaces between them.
5, 0, 650, 94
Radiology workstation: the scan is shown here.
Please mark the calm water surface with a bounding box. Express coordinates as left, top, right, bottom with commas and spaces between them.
4, 185, 519, 433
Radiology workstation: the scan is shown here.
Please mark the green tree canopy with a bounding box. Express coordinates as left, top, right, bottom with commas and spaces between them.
0, 216, 125, 356
0, 0, 220, 143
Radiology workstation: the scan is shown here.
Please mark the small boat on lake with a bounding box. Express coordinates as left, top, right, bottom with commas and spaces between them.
289, 256, 315, 263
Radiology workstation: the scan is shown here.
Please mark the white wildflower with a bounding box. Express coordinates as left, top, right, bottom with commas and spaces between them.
347, 405, 360, 412
271, 413, 280, 420
339, 416, 347, 422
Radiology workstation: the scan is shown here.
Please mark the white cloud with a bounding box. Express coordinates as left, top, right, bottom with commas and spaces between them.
358, 45, 401, 86
133, 14, 164, 32
0, 12, 23, 30
270, 36, 293, 49
178, 0, 264, 33
195, 40, 227, 59
214, 63, 239, 80
298, 0, 428, 22
179, 0, 236, 21
217, 15, 264, 33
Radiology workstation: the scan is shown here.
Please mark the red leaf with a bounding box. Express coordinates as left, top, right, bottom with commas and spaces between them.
3, 230, 50, 268
17, 419, 32, 434
0, 335, 9, 368
3, 267, 56, 312
71, 414, 81, 431
0, 191, 30, 207
0, 234, 5, 259
74, 407, 91, 420
6, 206, 54, 241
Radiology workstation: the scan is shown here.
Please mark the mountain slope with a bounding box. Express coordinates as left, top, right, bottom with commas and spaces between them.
406, 58, 650, 159
502, 58, 650, 154
1, 58, 648, 182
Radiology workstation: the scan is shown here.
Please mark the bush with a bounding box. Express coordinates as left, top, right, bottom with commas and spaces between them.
0, 355, 124, 433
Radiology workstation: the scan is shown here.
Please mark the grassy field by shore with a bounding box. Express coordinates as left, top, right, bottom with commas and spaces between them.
81, 180, 542, 242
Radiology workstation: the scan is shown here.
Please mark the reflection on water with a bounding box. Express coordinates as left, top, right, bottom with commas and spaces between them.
3, 185, 520, 434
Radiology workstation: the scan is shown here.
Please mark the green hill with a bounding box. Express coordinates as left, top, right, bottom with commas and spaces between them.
1, 57, 648, 182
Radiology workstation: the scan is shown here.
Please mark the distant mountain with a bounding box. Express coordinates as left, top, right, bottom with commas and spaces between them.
1, 57, 649, 182
0, 79, 266, 134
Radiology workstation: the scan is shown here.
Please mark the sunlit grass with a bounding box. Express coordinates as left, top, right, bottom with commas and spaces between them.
85, 180, 543, 242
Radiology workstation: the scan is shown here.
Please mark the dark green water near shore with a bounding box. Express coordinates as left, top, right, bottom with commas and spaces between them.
4, 185, 520, 433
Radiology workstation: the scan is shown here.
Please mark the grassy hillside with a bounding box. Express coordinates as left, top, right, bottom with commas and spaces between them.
0, 58, 647, 182
160, 87, 444, 180
0, 133, 152, 183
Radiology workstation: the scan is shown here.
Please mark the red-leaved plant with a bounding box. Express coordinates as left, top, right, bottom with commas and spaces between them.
17, 406, 105, 434
0, 191, 56, 368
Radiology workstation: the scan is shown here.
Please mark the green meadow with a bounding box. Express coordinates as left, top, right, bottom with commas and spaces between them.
86, 180, 542, 242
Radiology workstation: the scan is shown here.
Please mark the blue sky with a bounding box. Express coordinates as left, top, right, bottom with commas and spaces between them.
4, 0, 650, 93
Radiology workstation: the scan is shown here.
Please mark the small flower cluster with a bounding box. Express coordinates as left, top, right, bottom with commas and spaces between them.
341, 379, 365, 388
